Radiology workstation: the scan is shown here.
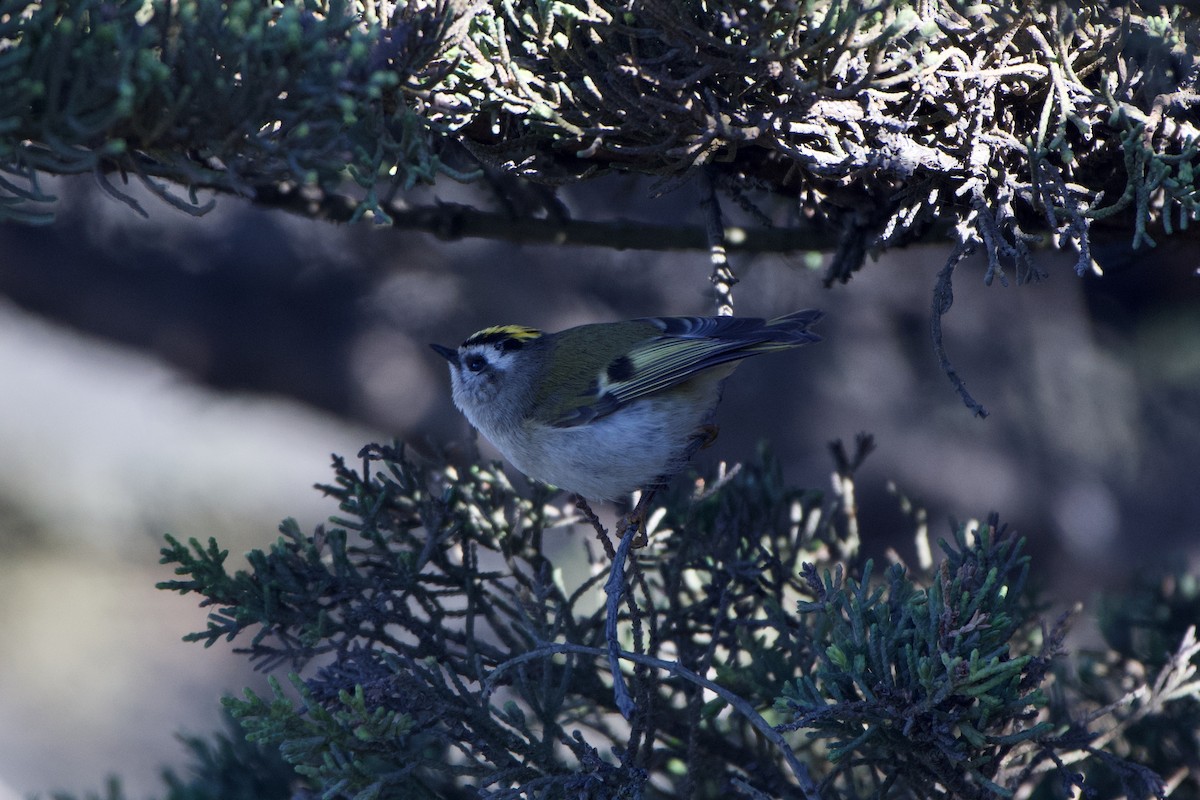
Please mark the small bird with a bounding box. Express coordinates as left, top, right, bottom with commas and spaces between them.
431, 310, 822, 504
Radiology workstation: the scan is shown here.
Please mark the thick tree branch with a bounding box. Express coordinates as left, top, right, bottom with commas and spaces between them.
251, 184, 843, 253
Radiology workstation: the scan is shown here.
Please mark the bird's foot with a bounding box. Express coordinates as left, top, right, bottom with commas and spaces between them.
616, 485, 660, 547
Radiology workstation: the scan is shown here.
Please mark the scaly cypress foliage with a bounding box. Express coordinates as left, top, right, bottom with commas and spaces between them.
145, 443, 1192, 799
5, 1, 1200, 281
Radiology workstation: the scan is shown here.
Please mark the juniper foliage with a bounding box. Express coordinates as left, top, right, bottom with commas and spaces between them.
6, 0, 1200, 279
1075, 574, 1200, 799
146, 443, 1194, 799
778, 523, 1057, 798
43, 713, 294, 800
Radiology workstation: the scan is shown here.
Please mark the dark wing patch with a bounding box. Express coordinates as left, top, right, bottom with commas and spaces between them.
606, 354, 634, 383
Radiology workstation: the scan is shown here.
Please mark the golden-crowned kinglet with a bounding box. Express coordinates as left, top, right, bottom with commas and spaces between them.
431, 310, 822, 500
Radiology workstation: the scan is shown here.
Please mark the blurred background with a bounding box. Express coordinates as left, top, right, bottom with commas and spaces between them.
1, 174, 1199, 797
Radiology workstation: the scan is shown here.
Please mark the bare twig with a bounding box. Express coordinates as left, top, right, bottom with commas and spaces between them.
931, 244, 990, 418
604, 530, 639, 719
574, 495, 615, 560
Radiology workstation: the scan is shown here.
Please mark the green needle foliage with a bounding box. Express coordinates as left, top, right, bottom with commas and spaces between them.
139, 443, 1198, 799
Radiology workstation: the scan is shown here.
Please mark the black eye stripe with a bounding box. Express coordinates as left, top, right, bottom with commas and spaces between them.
464, 354, 487, 372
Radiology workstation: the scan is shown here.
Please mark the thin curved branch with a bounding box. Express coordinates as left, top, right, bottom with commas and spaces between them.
931, 243, 990, 418
484, 641, 821, 800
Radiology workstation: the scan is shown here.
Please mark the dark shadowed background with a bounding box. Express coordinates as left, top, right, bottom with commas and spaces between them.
1, 174, 1198, 798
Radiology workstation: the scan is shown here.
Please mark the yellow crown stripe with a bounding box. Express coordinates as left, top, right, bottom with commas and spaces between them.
464, 325, 543, 346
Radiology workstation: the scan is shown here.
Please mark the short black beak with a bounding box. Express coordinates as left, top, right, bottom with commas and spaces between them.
429, 343, 459, 367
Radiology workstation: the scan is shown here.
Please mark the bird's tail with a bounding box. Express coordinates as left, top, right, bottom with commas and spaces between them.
763, 308, 824, 345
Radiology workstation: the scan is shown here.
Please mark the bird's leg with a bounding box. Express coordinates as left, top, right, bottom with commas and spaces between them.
615, 485, 660, 547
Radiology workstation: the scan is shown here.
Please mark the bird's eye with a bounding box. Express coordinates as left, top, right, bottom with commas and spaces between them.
464, 353, 487, 373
